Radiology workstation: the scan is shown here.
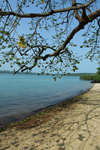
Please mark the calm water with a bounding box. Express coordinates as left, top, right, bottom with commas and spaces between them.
0, 73, 92, 127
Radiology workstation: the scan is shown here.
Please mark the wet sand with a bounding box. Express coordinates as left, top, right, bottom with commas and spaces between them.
0, 83, 100, 150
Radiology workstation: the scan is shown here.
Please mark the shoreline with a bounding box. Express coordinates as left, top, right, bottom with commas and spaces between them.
0, 83, 93, 130
0, 83, 100, 150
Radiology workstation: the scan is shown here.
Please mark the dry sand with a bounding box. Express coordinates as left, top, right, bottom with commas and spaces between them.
0, 83, 100, 150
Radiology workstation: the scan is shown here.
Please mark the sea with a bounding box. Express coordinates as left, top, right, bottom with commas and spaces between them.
0, 73, 92, 127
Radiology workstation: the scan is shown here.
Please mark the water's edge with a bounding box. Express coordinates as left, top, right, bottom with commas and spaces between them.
0, 83, 93, 129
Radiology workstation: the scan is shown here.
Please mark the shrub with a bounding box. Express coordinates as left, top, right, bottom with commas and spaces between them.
80, 75, 96, 80
80, 74, 100, 83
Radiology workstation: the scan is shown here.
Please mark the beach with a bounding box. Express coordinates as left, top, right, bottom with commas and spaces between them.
0, 83, 100, 150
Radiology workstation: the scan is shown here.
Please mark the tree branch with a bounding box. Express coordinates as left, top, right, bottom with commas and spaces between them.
15, 7, 100, 72
72, 0, 83, 23
0, 0, 95, 18
39, 8, 100, 61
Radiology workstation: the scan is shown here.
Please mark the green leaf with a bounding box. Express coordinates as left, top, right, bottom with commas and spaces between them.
73, 44, 77, 47
2, 45, 6, 49
84, 41, 87, 43
82, 34, 86, 36
41, 72, 44, 75
5, 31, 10, 35
16, 58, 20, 61
40, 0, 44, 4
56, 35, 59, 37
52, 45, 56, 48
29, 28, 33, 30
80, 46, 83, 48
30, 45, 33, 48
22, 61, 24, 64
53, 77, 56, 81
86, 45, 89, 48
72, 69, 75, 72
0, 36, 4, 39
8, 45, 12, 48
9, 58, 13, 60
0, 31, 5, 34
53, 19, 57, 21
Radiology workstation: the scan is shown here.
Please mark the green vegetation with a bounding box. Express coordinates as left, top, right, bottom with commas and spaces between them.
80, 74, 100, 82
80, 75, 96, 80
80, 67, 100, 83
96, 67, 100, 75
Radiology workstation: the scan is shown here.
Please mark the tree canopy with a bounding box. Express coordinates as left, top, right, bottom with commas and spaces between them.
0, 0, 100, 78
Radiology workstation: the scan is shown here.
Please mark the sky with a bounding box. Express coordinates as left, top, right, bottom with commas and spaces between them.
0, 0, 100, 74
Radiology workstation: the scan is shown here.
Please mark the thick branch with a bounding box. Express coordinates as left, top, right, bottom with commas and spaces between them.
72, 0, 83, 23
41, 8, 100, 61
0, 0, 95, 18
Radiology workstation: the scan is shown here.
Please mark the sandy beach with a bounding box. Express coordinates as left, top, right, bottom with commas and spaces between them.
0, 83, 100, 150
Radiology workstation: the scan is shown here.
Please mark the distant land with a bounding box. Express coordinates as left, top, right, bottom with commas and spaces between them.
0, 70, 36, 75
0, 70, 96, 76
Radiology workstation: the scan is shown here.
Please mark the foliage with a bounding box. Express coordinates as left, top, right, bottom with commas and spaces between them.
80, 74, 96, 80
94, 74, 100, 82
80, 67, 100, 82
96, 67, 100, 75
0, 0, 100, 78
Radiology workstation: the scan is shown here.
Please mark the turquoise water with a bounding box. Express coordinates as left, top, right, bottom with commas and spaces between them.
0, 73, 92, 127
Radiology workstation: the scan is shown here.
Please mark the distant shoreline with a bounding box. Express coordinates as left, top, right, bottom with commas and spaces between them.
0, 70, 96, 76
